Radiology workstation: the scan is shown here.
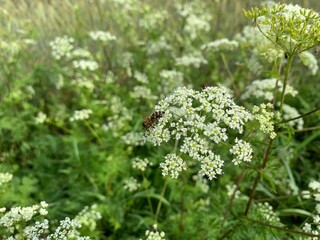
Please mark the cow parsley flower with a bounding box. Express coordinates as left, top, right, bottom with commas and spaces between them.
89, 31, 117, 42
49, 36, 74, 60
252, 103, 279, 139
241, 78, 297, 101
70, 109, 93, 122
244, 3, 320, 55
132, 157, 152, 172
124, 177, 141, 192
230, 138, 253, 165
202, 38, 239, 52
0, 172, 13, 186
144, 224, 166, 240
145, 86, 252, 180
300, 51, 319, 75
175, 52, 207, 68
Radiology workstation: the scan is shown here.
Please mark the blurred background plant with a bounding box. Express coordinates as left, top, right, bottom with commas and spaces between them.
0, 0, 319, 239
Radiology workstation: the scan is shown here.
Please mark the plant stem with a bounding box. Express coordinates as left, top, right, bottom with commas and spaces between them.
155, 178, 168, 222
244, 137, 274, 216
279, 55, 294, 114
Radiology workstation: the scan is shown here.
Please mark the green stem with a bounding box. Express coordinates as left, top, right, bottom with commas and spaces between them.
155, 178, 168, 222
279, 55, 294, 114
244, 137, 274, 216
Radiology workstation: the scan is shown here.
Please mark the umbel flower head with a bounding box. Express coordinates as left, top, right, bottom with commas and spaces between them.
244, 3, 320, 55
144, 86, 253, 180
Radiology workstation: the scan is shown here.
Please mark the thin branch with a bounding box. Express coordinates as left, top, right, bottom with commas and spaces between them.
247, 218, 320, 237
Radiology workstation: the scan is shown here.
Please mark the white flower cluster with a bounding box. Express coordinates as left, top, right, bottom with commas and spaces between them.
130, 86, 156, 100
124, 177, 141, 192
0, 172, 13, 186
160, 154, 187, 179
132, 157, 152, 172
73, 60, 99, 71
49, 36, 74, 60
0, 201, 48, 228
255, 202, 280, 223
35, 112, 47, 124
103, 96, 132, 137
46, 217, 87, 240
89, 31, 117, 42
72, 74, 95, 91
145, 86, 252, 180
175, 52, 207, 68
241, 78, 297, 101
24, 219, 49, 239
146, 36, 172, 56
302, 180, 320, 202
226, 184, 240, 199
144, 224, 166, 240
139, 10, 168, 31
300, 51, 319, 75
301, 180, 320, 238
175, 2, 211, 40
192, 173, 209, 193
282, 104, 304, 130
134, 71, 149, 84
202, 38, 239, 52
230, 138, 253, 165
70, 109, 93, 122
71, 48, 92, 59
158, 70, 184, 98
252, 103, 279, 139
74, 204, 102, 232
121, 131, 145, 146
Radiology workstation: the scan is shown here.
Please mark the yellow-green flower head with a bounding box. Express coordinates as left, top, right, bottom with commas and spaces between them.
244, 3, 320, 55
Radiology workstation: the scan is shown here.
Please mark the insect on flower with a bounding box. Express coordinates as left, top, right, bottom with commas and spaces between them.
143, 111, 165, 130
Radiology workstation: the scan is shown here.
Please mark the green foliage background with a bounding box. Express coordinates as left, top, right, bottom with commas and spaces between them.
0, 0, 319, 239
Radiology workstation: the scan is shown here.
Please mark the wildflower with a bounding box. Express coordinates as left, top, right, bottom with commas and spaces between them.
35, 112, 47, 124
70, 109, 93, 122
299, 51, 319, 75
89, 31, 117, 42
244, 3, 320, 55
230, 138, 253, 165
226, 184, 240, 199
75, 205, 102, 231
144, 224, 166, 240
124, 177, 141, 192
132, 157, 152, 172
254, 202, 280, 223
252, 103, 279, 139
49, 36, 74, 60
73, 60, 99, 71
175, 52, 207, 68
121, 132, 145, 146
145, 86, 252, 180
0, 172, 13, 186
241, 78, 297, 101
160, 154, 187, 179
202, 38, 239, 52
282, 104, 304, 130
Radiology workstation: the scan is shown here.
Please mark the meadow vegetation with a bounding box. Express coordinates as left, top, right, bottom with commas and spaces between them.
0, 0, 320, 239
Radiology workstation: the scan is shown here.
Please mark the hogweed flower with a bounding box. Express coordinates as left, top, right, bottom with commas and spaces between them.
144, 86, 253, 180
